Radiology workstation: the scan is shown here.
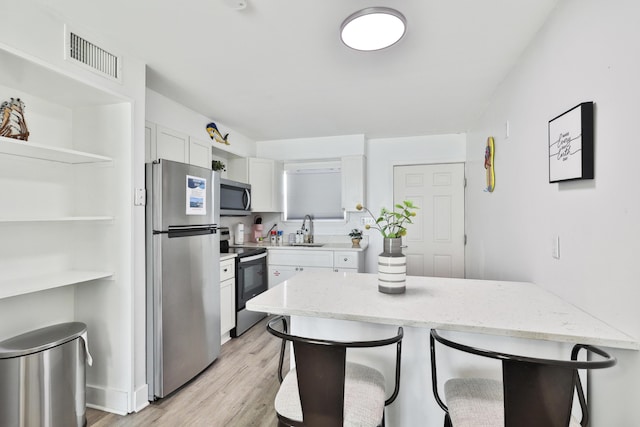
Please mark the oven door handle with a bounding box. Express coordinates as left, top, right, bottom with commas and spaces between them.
239, 252, 268, 263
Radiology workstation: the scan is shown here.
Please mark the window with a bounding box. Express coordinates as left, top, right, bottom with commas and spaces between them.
284, 161, 344, 221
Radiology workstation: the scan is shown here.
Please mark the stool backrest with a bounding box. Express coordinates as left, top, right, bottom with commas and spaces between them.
267, 316, 404, 426
430, 329, 616, 427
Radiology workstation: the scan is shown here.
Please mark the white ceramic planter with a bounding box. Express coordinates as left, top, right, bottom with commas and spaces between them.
378, 237, 406, 294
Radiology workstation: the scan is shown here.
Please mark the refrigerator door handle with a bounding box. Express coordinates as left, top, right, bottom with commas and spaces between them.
166, 225, 217, 238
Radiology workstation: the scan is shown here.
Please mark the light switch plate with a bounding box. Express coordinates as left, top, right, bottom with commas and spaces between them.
552, 236, 560, 259
135, 188, 146, 206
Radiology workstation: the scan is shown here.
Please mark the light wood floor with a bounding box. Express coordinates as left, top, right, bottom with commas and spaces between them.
87, 316, 286, 426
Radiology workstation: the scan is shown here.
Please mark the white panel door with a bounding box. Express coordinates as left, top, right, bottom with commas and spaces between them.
394, 163, 465, 278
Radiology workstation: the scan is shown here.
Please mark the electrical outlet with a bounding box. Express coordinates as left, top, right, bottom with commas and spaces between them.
361, 217, 375, 225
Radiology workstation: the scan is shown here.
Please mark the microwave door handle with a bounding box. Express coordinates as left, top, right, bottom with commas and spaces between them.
243, 188, 251, 210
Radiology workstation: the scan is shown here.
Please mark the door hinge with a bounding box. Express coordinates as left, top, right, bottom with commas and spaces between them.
463, 177, 467, 188
464, 234, 467, 245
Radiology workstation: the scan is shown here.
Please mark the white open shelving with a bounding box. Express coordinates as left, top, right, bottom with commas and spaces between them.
0, 216, 114, 223
0, 270, 113, 300
0, 136, 112, 164
0, 45, 125, 302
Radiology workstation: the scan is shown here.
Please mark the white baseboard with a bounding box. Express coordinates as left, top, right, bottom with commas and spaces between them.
86, 384, 129, 415
133, 384, 150, 412
221, 331, 231, 345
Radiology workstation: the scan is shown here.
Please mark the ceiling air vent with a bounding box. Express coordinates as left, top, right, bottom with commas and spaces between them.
65, 27, 121, 82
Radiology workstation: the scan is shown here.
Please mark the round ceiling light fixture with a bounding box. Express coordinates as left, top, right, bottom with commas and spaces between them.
340, 7, 407, 51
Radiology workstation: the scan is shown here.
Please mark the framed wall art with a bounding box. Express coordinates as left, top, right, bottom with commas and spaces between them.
548, 101, 594, 183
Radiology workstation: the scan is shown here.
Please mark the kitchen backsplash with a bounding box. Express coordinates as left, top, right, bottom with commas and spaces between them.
220, 211, 370, 244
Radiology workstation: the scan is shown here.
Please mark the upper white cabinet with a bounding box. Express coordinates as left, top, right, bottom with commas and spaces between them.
145, 121, 213, 169
155, 125, 189, 163
228, 157, 283, 212
341, 155, 366, 212
189, 137, 213, 169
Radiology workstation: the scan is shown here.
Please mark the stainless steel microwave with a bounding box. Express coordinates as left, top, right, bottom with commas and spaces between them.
220, 178, 251, 216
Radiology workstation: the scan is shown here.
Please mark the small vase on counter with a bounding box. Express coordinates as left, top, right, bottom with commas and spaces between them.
378, 237, 406, 294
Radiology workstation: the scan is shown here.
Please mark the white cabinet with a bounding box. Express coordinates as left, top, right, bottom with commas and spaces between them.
341, 155, 366, 211
146, 122, 214, 169
228, 157, 283, 212
267, 249, 364, 288
220, 258, 236, 341
333, 251, 364, 273
155, 125, 189, 163
189, 137, 213, 169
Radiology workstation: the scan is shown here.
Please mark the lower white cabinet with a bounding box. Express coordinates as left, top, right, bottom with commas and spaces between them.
268, 265, 333, 288
268, 249, 364, 288
220, 258, 235, 340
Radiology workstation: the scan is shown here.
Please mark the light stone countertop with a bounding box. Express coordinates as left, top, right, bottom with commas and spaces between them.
230, 241, 368, 252
219, 253, 237, 262
247, 271, 638, 350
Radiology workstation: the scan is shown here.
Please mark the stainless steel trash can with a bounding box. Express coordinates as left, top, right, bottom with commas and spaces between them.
0, 322, 88, 427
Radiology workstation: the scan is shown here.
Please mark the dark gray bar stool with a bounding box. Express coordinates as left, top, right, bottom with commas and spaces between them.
429, 329, 616, 427
267, 316, 403, 427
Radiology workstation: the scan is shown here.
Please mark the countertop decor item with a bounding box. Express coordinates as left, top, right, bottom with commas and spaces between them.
356, 201, 418, 238
0, 97, 29, 141
356, 201, 418, 294
349, 228, 363, 247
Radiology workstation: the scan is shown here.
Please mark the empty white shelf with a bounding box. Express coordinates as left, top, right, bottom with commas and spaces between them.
0, 270, 113, 300
0, 216, 114, 223
0, 136, 112, 164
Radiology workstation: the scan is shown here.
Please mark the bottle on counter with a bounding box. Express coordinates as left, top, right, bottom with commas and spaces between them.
270, 230, 277, 245
277, 230, 283, 246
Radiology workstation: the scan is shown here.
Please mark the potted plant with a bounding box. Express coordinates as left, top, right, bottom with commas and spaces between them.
212, 160, 226, 172
349, 228, 363, 247
356, 201, 418, 294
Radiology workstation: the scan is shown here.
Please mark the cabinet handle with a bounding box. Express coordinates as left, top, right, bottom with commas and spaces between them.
223, 268, 228, 272
344, 258, 348, 261
300, 267, 304, 271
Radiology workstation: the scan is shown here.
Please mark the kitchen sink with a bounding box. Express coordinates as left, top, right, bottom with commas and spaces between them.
288, 243, 325, 247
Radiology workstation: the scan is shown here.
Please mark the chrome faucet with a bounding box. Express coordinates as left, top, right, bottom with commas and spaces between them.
301, 214, 314, 243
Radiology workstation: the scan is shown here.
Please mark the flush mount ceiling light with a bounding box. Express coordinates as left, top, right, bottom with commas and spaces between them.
340, 7, 407, 51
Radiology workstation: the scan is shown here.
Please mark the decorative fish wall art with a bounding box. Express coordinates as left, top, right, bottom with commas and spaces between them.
0, 97, 29, 141
206, 122, 229, 145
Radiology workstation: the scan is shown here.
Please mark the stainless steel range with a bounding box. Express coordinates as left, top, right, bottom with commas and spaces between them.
219, 227, 268, 337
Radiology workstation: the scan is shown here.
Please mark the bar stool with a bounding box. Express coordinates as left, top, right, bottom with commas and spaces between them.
429, 329, 616, 427
266, 316, 403, 427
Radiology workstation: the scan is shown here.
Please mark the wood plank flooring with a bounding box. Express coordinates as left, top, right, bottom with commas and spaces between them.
87, 316, 286, 426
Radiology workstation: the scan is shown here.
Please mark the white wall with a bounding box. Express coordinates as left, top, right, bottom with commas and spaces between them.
465, 0, 640, 425
257, 134, 365, 160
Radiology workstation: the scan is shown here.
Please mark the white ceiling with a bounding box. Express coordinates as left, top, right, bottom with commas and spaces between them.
44, 0, 559, 141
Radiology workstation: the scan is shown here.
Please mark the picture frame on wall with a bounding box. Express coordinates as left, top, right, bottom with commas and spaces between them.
548, 101, 594, 183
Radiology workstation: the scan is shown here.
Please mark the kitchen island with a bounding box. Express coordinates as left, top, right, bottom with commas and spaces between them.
247, 271, 637, 426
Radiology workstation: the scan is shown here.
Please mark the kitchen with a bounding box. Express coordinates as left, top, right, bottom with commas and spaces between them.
1, 1, 639, 426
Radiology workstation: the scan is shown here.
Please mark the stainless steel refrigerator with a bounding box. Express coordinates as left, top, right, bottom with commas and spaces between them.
146, 159, 221, 400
